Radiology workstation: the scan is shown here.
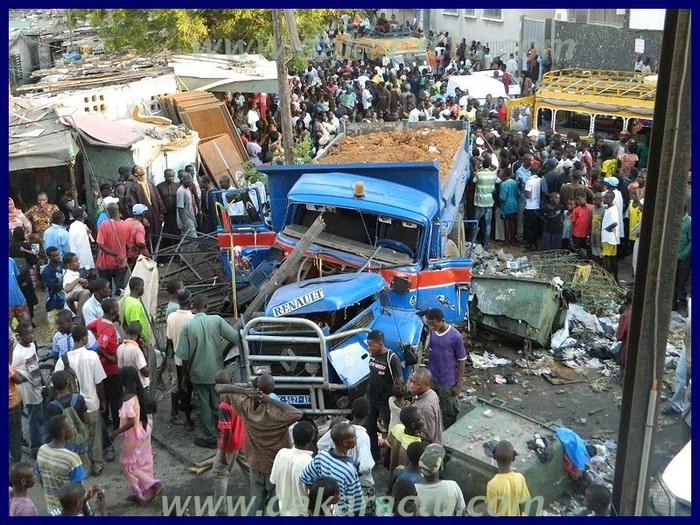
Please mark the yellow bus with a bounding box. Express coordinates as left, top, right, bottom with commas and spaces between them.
507, 69, 655, 139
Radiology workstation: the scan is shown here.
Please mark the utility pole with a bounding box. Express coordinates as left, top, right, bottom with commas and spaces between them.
272, 9, 295, 165
612, 9, 691, 515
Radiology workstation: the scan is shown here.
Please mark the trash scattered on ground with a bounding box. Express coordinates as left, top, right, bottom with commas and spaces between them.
471, 351, 513, 369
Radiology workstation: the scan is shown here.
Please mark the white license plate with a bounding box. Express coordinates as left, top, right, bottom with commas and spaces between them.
278, 395, 311, 405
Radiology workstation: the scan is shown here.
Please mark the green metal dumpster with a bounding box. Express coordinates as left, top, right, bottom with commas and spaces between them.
442, 398, 570, 512
470, 274, 567, 347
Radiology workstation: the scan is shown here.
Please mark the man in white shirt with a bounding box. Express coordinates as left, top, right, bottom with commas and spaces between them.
523, 168, 542, 250
506, 53, 518, 76
68, 206, 95, 275
246, 133, 263, 167
12, 322, 44, 457
166, 288, 196, 430
62, 253, 91, 317
270, 421, 316, 516
54, 325, 107, 476
79, 278, 111, 327
601, 190, 621, 283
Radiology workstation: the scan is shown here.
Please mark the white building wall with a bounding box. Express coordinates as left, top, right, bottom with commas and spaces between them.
629, 9, 666, 30
387, 9, 554, 61
26, 74, 179, 121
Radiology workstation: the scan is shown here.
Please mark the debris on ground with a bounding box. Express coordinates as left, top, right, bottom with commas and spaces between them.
470, 351, 513, 369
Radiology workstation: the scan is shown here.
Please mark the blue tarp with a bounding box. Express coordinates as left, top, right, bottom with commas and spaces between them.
555, 427, 591, 471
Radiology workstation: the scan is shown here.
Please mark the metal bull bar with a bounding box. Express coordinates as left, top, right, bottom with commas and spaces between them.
240, 317, 371, 415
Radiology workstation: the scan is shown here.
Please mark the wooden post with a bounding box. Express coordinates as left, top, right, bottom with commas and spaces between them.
272, 9, 295, 166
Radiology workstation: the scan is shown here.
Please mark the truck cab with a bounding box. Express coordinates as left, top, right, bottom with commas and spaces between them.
239, 271, 424, 415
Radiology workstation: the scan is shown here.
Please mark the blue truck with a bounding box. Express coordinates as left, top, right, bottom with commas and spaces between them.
236, 121, 473, 414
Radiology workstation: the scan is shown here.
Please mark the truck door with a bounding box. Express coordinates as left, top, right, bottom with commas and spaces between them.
416, 219, 476, 324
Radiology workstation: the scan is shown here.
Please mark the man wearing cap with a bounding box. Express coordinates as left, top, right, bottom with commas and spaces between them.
414, 444, 466, 516
177, 174, 198, 238
97, 196, 118, 229
125, 203, 149, 262
68, 206, 95, 276
604, 176, 625, 242
166, 288, 195, 430
127, 165, 165, 253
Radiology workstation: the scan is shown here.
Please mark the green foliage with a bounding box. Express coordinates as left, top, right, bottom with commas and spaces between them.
293, 136, 315, 165
74, 9, 337, 58
241, 161, 269, 187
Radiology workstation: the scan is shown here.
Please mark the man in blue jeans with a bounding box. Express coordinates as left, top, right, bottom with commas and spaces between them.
11, 322, 44, 459
471, 156, 498, 249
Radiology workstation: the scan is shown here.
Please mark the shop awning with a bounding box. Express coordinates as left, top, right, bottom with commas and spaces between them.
9, 106, 80, 171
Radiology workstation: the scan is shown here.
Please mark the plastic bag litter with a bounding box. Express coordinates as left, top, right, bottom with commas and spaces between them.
471, 351, 512, 369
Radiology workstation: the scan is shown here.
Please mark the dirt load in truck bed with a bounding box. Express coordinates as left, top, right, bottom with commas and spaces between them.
316, 128, 466, 185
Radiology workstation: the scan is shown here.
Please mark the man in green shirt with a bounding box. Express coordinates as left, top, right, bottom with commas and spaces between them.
471, 156, 499, 249
176, 295, 241, 448
122, 276, 153, 344
674, 212, 691, 316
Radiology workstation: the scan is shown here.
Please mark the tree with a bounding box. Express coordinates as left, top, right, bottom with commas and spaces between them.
71, 9, 337, 61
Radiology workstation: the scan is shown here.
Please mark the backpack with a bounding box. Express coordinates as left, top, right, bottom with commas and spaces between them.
61, 353, 81, 394
50, 394, 91, 455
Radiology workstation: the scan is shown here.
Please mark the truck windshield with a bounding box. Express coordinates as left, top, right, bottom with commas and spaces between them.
286, 204, 422, 265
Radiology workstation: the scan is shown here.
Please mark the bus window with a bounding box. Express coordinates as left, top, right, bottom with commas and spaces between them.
554, 110, 592, 137
537, 108, 553, 130
593, 114, 624, 138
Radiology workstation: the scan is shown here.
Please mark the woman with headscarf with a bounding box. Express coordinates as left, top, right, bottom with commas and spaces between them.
9, 227, 38, 320
9, 198, 32, 235
111, 366, 163, 503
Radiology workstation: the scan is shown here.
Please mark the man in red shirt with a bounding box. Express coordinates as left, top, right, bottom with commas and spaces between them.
96, 202, 132, 295
212, 370, 249, 515
125, 203, 149, 263
87, 297, 121, 431
570, 194, 594, 255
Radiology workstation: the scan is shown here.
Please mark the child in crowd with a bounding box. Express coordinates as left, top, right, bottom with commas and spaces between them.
388, 383, 411, 436
577, 484, 612, 516
165, 278, 184, 317
485, 440, 531, 516
9, 462, 39, 516
537, 192, 564, 251
62, 252, 91, 316
589, 193, 606, 266
570, 194, 593, 257
601, 191, 621, 282
561, 198, 576, 250
212, 369, 249, 515
626, 189, 643, 261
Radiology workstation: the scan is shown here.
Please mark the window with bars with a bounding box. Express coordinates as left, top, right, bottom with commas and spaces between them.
587, 9, 626, 27
482, 9, 503, 20
10, 54, 22, 84
442, 9, 459, 16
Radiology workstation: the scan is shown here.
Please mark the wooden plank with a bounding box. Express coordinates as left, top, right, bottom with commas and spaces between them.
198, 134, 247, 187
